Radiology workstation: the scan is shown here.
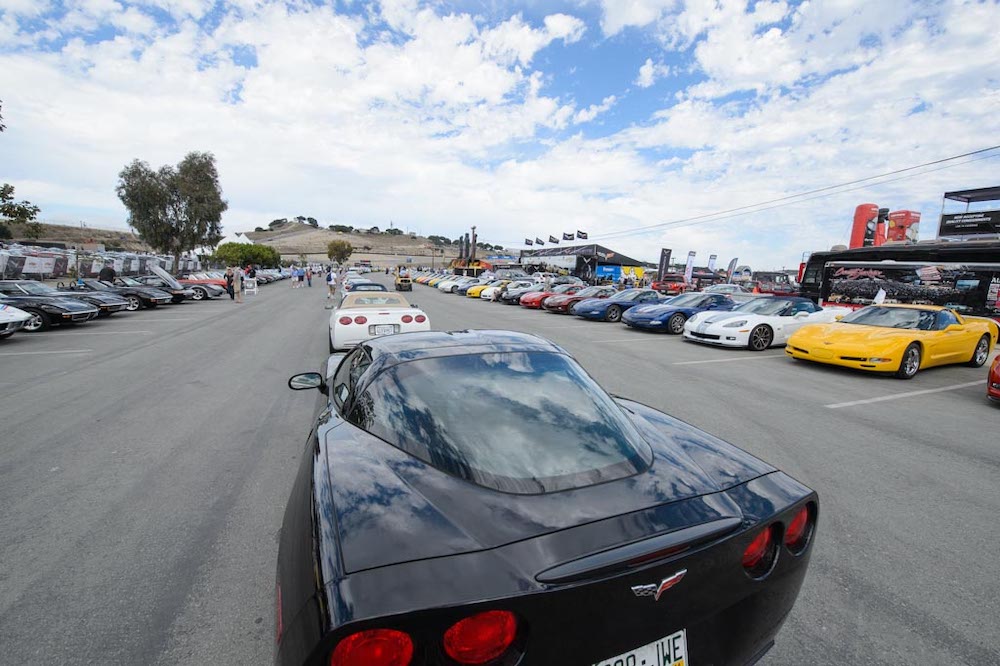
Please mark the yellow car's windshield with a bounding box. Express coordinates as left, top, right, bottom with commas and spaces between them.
841, 306, 937, 330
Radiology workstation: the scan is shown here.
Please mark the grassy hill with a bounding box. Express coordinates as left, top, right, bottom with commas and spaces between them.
4, 221, 152, 251
245, 223, 463, 261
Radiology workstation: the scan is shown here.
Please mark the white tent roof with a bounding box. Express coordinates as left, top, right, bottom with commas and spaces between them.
218, 232, 254, 245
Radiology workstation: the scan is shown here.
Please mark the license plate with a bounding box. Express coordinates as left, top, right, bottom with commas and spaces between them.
593, 629, 687, 666
373, 324, 395, 336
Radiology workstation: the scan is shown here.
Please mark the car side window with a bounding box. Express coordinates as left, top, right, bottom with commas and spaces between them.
331, 348, 365, 412
935, 310, 959, 330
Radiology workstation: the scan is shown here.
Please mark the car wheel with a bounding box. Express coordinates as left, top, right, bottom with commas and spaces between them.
667, 313, 686, 334
23, 309, 51, 332
125, 295, 141, 311
605, 305, 622, 322
191, 288, 205, 301
748, 325, 773, 351
968, 335, 991, 367
896, 343, 921, 379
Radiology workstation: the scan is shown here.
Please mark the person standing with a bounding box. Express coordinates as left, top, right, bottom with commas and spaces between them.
234, 266, 244, 303
326, 267, 338, 299
98, 262, 117, 282
306, 267, 313, 287
224, 267, 236, 300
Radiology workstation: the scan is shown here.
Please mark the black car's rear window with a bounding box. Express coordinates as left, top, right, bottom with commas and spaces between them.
347, 351, 652, 494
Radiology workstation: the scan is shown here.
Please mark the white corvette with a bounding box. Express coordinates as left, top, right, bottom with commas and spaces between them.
0, 302, 33, 339
329, 292, 431, 352
480, 279, 533, 300
683, 296, 853, 351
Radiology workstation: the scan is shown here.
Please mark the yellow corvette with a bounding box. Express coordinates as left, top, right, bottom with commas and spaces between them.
467, 280, 509, 298
786, 304, 999, 379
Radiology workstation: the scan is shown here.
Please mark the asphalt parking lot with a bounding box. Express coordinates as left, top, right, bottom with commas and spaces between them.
1, 275, 998, 665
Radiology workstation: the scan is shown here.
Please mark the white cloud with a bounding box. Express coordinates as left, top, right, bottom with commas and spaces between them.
598, 0, 678, 36
574, 95, 617, 124
635, 57, 670, 87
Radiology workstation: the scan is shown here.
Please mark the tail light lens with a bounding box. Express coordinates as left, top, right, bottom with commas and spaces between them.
415, 315, 426, 323
784, 505, 812, 553
401, 315, 413, 323
742, 525, 778, 578
330, 628, 413, 666
354, 316, 368, 325
443, 610, 517, 664
338, 316, 352, 325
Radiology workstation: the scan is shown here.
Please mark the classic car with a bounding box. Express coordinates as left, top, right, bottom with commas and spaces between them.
573, 288, 668, 322
278, 330, 818, 666
62, 279, 172, 311
542, 285, 618, 314
0, 302, 33, 339
115, 276, 194, 303
623, 292, 741, 334
683, 297, 854, 350
329, 292, 430, 352
1, 279, 128, 316
785, 304, 999, 379
0, 293, 99, 331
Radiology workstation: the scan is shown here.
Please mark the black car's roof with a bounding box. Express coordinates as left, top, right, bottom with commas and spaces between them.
362, 330, 566, 377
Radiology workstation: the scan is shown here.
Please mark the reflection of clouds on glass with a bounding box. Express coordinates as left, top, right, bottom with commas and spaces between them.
351, 352, 651, 493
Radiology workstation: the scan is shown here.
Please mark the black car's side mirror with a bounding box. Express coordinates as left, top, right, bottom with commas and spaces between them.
288, 372, 327, 394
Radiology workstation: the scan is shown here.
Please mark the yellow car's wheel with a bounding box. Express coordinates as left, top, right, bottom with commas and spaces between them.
969, 335, 991, 367
896, 343, 921, 379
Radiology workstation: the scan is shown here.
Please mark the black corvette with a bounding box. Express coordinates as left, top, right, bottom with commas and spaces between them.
61, 278, 172, 310
0, 292, 99, 331
278, 330, 817, 666
0, 279, 128, 316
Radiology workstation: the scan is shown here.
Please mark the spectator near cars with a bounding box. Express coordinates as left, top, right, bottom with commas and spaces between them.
98, 263, 117, 282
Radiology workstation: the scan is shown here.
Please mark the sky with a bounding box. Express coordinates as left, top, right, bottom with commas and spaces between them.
1, 0, 999, 269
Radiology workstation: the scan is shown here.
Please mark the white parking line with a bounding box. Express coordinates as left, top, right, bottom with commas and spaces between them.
113, 318, 193, 322
580, 337, 668, 344
825, 381, 984, 409
0, 349, 94, 356
673, 354, 786, 365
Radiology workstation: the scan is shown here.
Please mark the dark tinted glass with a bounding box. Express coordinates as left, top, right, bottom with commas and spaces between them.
347, 352, 652, 494
841, 306, 935, 330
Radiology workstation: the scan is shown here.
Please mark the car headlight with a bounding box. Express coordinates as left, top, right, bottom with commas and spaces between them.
723, 320, 747, 328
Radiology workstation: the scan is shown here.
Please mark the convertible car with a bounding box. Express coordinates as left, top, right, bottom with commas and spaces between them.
0, 302, 33, 339
786, 304, 999, 379
519, 283, 581, 309
542, 285, 618, 314
1, 279, 129, 316
279, 330, 818, 666
574, 288, 668, 322
62, 279, 172, 311
0, 292, 99, 331
623, 292, 739, 334
683, 297, 853, 350
329, 292, 430, 352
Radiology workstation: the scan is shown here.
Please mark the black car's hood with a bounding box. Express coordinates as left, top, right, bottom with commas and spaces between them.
52, 290, 126, 304
324, 398, 773, 573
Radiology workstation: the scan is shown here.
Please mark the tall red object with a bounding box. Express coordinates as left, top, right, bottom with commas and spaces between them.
850, 204, 880, 248
886, 209, 921, 242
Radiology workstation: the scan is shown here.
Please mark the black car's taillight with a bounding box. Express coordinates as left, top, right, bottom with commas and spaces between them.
784, 504, 815, 554
741, 524, 779, 578
443, 610, 518, 664
330, 628, 414, 666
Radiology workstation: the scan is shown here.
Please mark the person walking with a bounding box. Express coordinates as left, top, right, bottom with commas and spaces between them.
326, 267, 338, 299
306, 267, 313, 287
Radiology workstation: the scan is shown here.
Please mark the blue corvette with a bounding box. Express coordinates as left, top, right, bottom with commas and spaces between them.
622, 292, 740, 333
572, 288, 667, 322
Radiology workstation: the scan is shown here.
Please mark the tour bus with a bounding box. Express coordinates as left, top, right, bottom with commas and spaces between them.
816, 260, 1000, 320
800, 241, 1000, 317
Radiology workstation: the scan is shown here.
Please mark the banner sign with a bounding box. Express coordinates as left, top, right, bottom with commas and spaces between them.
525, 238, 533, 246
22, 256, 57, 274
576, 230, 588, 239
535, 237, 544, 246
683, 251, 696, 284
707, 254, 718, 272
657, 248, 673, 281
939, 210, 1000, 236
562, 232, 574, 241
726, 257, 738, 281
596, 265, 621, 280
548, 235, 559, 244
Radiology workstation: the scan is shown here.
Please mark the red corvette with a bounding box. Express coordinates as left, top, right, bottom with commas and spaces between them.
520, 283, 581, 309
989, 355, 1000, 402
544, 285, 618, 313
180, 272, 227, 288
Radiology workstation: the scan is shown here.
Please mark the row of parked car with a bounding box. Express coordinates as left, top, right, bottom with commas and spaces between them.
413, 270, 1000, 390
0, 267, 290, 339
